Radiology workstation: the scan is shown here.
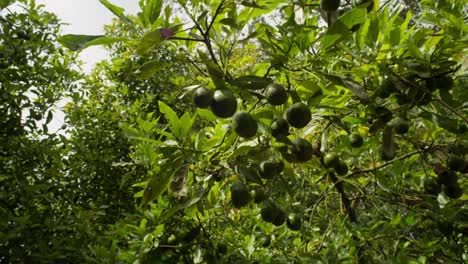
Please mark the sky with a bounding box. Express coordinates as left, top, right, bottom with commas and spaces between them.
30, 1, 140, 133
37, 0, 140, 72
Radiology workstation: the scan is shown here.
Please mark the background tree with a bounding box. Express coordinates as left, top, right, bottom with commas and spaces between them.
0, 0, 82, 262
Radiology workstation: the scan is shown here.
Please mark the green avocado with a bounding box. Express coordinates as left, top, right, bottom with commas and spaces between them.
286, 103, 311, 128
265, 83, 288, 105
321, 0, 340, 12
231, 112, 258, 138
192, 87, 213, 108
291, 138, 313, 162
210, 89, 237, 118
231, 181, 251, 208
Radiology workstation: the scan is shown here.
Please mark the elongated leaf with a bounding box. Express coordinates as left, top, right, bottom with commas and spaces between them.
142, 170, 172, 206
141, 158, 185, 206
57, 35, 104, 51
45, 111, 53, 125
231, 75, 273, 90
158, 101, 180, 135
323, 74, 369, 102
141, 0, 163, 25
161, 186, 207, 221
419, 112, 460, 134
338, 5, 367, 29
99, 0, 129, 22
321, 20, 350, 50
178, 112, 195, 139
137, 28, 173, 54
321, 6, 367, 50
134, 59, 163, 79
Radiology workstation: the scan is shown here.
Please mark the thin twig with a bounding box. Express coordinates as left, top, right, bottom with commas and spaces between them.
346, 149, 428, 178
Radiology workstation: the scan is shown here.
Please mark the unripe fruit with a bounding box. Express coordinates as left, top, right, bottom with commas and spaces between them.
393, 117, 410, 135
193, 87, 213, 108
323, 152, 339, 168
265, 83, 288, 105
321, 0, 340, 12
272, 208, 286, 226
334, 159, 348, 175
210, 89, 237, 118
231, 181, 251, 208
448, 156, 465, 172
261, 201, 278, 223
437, 170, 458, 187
253, 189, 266, 204
445, 184, 463, 199
349, 133, 363, 148
286, 103, 311, 128
291, 138, 313, 162
231, 112, 258, 138
271, 117, 289, 138
258, 159, 284, 179
216, 241, 228, 254
423, 177, 441, 196
286, 213, 301, 231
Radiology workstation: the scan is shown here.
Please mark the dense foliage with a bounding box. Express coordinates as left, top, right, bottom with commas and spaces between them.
1, 0, 467, 263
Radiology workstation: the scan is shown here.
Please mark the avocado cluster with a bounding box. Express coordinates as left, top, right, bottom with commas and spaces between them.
260, 201, 287, 226
192, 83, 313, 144
260, 201, 302, 230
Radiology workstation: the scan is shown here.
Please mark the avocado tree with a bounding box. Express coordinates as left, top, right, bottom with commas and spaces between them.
56, 0, 466, 262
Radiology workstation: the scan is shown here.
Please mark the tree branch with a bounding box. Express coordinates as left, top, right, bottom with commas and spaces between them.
171, 37, 204, 42
347, 149, 422, 178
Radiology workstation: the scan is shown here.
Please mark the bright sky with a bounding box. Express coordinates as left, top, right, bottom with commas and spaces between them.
37, 0, 140, 72
32, 1, 140, 132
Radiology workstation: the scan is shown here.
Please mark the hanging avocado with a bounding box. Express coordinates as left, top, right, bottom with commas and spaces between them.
210, 89, 237, 118
231, 112, 258, 138
286, 103, 311, 128
192, 87, 213, 108
321, 0, 340, 12
231, 181, 251, 208
265, 83, 288, 105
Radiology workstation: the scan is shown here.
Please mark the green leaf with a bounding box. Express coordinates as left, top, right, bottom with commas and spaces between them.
321, 6, 367, 50
137, 29, 163, 54
158, 100, 180, 136
57, 35, 104, 51
134, 59, 163, 79
178, 112, 195, 139
357, 19, 370, 50
45, 111, 53, 125
141, 169, 172, 206
231, 75, 273, 90
321, 20, 350, 50
0, 0, 14, 9
218, 18, 237, 28
419, 112, 461, 134
338, 5, 367, 29
141, 0, 163, 25
160, 186, 207, 221
99, 0, 129, 22
388, 28, 401, 46
323, 74, 369, 102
